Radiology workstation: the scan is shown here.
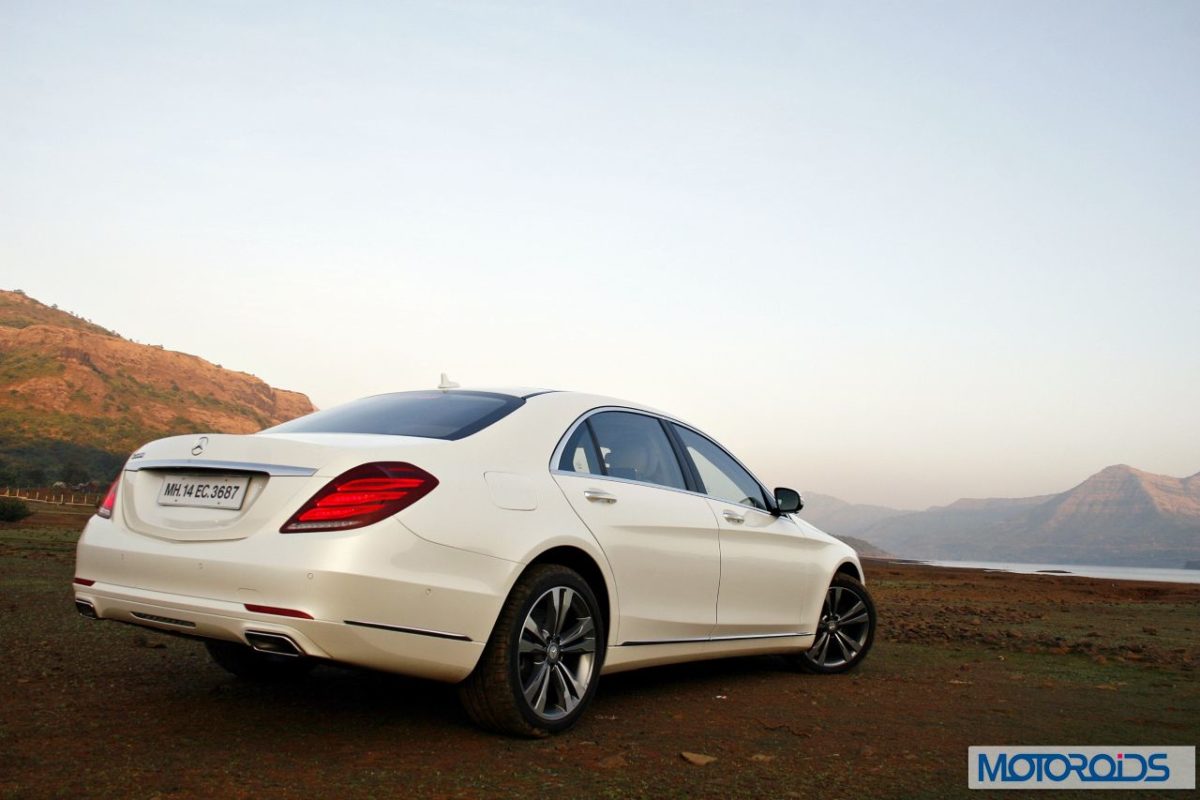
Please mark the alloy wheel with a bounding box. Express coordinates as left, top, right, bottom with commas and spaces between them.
518, 586, 597, 721
805, 583, 872, 669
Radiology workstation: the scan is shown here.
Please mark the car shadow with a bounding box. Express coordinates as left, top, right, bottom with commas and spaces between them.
596, 654, 798, 697
185, 651, 803, 733
193, 659, 477, 731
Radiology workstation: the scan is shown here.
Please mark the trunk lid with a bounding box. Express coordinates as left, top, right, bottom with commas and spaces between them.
118, 432, 446, 541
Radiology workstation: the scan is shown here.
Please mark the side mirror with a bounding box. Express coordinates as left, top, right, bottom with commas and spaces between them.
774, 487, 803, 514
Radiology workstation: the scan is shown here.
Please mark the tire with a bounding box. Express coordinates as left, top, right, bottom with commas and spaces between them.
791, 573, 876, 675
205, 639, 315, 681
459, 564, 605, 737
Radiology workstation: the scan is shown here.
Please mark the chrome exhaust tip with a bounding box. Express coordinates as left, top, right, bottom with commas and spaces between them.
244, 631, 304, 657
75, 599, 98, 619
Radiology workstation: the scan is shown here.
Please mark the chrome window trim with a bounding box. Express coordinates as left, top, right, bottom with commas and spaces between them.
124, 459, 317, 477
549, 468, 778, 522
549, 406, 780, 514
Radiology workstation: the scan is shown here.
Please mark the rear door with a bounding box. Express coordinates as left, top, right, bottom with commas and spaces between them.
552, 410, 721, 644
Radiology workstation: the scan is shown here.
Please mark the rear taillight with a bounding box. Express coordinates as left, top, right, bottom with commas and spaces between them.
280, 462, 438, 533
97, 477, 119, 519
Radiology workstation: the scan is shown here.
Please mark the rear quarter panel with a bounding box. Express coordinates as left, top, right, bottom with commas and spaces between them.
391, 393, 621, 620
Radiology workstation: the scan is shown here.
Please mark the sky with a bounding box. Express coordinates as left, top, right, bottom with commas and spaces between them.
2, 1, 1198, 508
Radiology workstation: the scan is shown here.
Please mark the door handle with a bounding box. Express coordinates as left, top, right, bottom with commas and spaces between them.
722, 510, 745, 524
584, 489, 617, 504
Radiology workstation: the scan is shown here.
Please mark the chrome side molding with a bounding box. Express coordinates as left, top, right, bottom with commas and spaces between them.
620, 631, 812, 647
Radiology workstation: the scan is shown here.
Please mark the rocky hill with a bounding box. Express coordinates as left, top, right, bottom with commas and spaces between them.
855, 465, 1200, 568
0, 289, 313, 484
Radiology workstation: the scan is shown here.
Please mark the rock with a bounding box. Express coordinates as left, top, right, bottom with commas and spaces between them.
749, 754, 776, 763
681, 752, 717, 766
598, 755, 627, 769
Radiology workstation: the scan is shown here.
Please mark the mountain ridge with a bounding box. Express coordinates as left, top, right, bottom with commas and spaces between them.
808, 465, 1200, 568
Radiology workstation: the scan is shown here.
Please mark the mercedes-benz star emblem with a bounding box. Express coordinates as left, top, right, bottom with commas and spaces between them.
191, 436, 209, 456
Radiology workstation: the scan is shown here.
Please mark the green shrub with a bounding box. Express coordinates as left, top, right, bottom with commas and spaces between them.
0, 497, 33, 522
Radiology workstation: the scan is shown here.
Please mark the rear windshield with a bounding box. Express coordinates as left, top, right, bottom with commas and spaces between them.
263, 390, 524, 441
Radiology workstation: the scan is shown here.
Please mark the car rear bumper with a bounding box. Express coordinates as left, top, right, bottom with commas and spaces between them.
74, 580, 484, 681
74, 515, 518, 682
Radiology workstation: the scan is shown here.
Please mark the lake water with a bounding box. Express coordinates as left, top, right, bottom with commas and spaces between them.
920, 559, 1200, 585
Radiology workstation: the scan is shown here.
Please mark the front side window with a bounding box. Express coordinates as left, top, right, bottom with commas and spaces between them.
581, 411, 687, 491
673, 425, 768, 510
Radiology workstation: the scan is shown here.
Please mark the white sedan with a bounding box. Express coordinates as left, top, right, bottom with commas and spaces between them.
74, 387, 877, 735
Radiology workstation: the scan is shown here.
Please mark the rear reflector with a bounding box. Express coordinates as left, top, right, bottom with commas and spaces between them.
280, 462, 438, 533
73, 578, 95, 586
244, 604, 314, 620
97, 476, 119, 519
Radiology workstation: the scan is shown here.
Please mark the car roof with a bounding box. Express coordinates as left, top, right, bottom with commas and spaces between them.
436, 387, 666, 416
460, 387, 557, 399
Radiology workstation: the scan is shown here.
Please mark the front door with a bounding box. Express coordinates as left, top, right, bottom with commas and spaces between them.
670, 423, 821, 637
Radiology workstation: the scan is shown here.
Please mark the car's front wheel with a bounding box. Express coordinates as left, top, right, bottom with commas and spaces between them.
792, 573, 876, 674
459, 564, 604, 737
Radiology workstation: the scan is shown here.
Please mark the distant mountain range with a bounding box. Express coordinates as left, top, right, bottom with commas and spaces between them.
801, 466, 1200, 569
4, 290, 1196, 569
0, 289, 313, 484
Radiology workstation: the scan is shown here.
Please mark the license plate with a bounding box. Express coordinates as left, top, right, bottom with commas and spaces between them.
157, 474, 250, 509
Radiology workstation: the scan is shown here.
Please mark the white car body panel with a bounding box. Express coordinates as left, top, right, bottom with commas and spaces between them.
74, 388, 863, 684
706, 498, 830, 637
553, 470, 721, 644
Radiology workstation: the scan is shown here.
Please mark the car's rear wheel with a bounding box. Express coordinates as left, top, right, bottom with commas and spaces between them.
205, 640, 315, 681
459, 564, 604, 737
792, 573, 876, 674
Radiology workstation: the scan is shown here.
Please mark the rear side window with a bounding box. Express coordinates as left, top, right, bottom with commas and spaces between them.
584, 411, 687, 491
558, 423, 604, 475
264, 391, 523, 441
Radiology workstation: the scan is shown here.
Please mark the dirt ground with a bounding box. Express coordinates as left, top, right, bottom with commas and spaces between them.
1, 512, 1197, 799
